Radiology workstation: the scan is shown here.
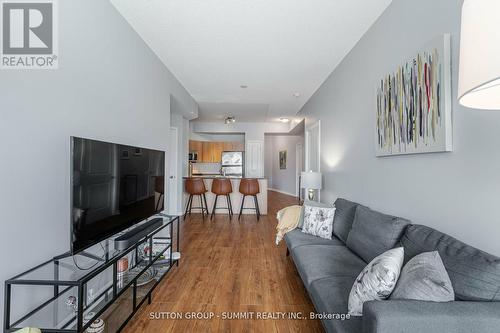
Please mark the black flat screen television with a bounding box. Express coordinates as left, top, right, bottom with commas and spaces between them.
71, 137, 165, 254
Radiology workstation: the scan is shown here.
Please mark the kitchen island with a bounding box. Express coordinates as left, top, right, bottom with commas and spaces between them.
182, 176, 268, 215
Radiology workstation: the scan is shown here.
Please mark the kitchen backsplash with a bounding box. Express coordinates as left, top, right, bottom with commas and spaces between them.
192, 162, 221, 175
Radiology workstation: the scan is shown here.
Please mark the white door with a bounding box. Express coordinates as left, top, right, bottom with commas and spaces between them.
296, 143, 304, 197
167, 127, 178, 214
246, 140, 264, 178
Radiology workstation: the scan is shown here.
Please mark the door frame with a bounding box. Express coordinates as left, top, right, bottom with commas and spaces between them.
167, 127, 179, 214
305, 120, 321, 200
295, 142, 304, 198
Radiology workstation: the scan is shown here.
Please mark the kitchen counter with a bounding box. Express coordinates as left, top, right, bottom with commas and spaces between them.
183, 177, 268, 215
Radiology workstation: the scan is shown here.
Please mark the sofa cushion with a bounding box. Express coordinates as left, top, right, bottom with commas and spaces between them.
363, 300, 500, 333
290, 245, 366, 288
332, 198, 363, 243
284, 229, 344, 250
298, 200, 334, 229
401, 224, 500, 301
309, 276, 362, 333
346, 206, 410, 262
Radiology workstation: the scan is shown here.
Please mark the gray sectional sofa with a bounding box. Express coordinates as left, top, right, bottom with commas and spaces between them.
284, 198, 500, 333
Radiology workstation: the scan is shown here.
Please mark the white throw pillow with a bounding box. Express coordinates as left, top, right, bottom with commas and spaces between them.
301, 205, 335, 239
348, 247, 404, 316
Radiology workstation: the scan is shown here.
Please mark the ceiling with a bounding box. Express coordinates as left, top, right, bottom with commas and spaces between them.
111, 0, 392, 122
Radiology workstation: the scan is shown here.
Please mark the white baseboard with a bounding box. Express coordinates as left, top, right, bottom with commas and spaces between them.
268, 188, 297, 198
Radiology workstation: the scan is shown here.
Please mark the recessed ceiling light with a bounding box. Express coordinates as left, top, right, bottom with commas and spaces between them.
279, 118, 290, 123
225, 116, 236, 124
293, 92, 301, 98
240, 85, 248, 89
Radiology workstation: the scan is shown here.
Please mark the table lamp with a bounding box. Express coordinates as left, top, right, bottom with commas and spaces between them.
458, 0, 500, 109
301, 171, 322, 201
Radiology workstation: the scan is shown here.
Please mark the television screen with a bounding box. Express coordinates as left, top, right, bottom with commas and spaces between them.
71, 137, 165, 254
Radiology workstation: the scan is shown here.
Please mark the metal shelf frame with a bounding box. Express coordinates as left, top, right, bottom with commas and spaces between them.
4, 215, 180, 333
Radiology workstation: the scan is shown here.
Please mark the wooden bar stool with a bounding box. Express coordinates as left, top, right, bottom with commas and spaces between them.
238, 178, 261, 221
211, 178, 233, 220
184, 178, 209, 219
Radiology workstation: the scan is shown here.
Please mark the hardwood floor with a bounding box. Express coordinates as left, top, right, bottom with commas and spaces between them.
123, 190, 324, 333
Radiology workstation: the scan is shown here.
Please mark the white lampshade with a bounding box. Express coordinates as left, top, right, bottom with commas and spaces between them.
301, 171, 322, 190
458, 0, 500, 110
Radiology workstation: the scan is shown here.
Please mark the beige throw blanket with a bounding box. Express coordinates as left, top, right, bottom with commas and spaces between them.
275, 205, 302, 245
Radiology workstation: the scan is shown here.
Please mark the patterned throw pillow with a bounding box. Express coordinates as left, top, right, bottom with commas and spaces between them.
301, 205, 336, 239
348, 247, 404, 316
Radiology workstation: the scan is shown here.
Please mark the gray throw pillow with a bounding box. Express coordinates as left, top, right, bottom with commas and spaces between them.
298, 200, 334, 229
401, 224, 500, 301
391, 251, 455, 302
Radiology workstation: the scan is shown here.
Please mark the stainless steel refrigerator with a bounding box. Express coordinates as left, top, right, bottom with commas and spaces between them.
221, 151, 244, 177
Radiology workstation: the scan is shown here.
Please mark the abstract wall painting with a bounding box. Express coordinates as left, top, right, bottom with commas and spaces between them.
376, 34, 452, 157
279, 150, 287, 169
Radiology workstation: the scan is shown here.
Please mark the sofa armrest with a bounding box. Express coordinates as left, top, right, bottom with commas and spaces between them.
362, 300, 500, 333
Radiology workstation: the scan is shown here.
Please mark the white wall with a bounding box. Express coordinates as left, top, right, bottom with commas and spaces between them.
191, 121, 290, 141
298, 0, 500, 256
190, 132, 245, 143
265, 135, 304, 196
0, 0, 196, 326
